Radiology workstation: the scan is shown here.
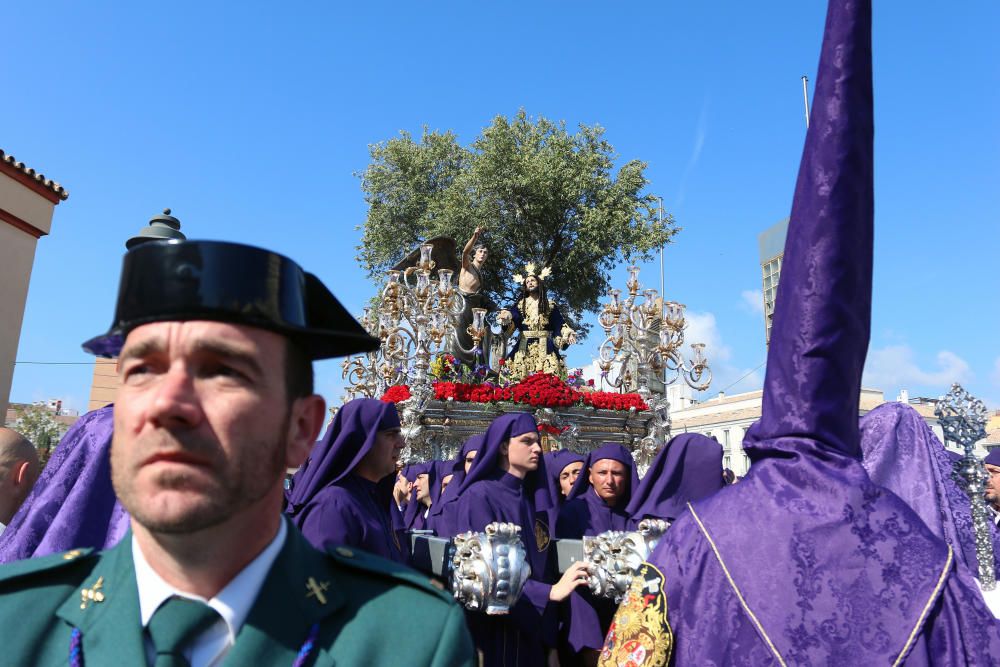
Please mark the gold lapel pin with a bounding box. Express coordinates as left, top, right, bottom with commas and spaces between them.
80, 576, 106, 610
305, 577, 330, 605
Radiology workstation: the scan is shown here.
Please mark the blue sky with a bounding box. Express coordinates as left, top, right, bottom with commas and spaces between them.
4, 1, 998, 413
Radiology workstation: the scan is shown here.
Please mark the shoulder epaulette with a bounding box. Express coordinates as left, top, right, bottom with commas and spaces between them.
0, 548, 97, 585
326, 546, 454, 603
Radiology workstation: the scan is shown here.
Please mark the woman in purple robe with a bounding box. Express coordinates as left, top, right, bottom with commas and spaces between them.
613, 2, 1000, 664
624, 433, 723, 528
451, 412, 590, 667
426, 433, 482, 537
284, 398, 408, 563
0, 405, 129, 563
860, 402, 1000, 579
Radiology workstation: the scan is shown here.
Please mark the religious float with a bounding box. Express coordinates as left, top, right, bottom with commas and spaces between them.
336, 235, 715, 610
338, 237, 713, 477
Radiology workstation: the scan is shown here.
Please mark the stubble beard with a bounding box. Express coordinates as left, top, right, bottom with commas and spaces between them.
112, 416, 289, 535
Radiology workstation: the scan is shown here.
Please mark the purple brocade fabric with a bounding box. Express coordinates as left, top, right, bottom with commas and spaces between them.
642, 1, 1000, 663
860, 402, 1000, 578
624, 433, 724, 525
0, 406, 128, 562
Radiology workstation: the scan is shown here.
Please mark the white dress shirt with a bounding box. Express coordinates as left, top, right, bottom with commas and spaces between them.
133, 520, 287, 667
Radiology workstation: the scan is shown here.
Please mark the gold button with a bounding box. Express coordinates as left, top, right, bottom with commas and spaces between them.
63, 550, 82, 560
335, 547, 354, 558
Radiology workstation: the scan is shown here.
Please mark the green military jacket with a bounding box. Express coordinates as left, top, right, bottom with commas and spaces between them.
0, 521, 474, 666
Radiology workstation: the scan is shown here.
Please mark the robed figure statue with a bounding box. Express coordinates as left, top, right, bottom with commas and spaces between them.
498, 263, 576, 381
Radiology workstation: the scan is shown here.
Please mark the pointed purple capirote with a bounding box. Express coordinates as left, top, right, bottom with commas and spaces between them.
451, 413, 559, 667
860, 402, 1000, 577
425, 433, 483, 536
556, 443, 638, 538
625, 433, 723, 526
0, 405, 129, 563
638, 2, 1000, 664
284, 398, 407, 563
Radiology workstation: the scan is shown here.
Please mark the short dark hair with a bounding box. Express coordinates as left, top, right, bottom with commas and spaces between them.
284, 340, 314, 401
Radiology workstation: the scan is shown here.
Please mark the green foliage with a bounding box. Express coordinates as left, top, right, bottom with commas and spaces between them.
357, 110, 677, 337
11, 405, 68, 466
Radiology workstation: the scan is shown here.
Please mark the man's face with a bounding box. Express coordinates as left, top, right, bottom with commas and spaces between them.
112, 321, 319, 534
985, 464, 1000, 508
589, 458, 628, 506
505, 431, 541, 475
474, 247, 488, 265
463, 449, 478, 474
415, 472, 431, 505
559, 461, 583, 498
525, 276, 538, 294
357, 427, 405, 482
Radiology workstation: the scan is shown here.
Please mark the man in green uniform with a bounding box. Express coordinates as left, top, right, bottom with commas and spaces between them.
0, 239, 474, 666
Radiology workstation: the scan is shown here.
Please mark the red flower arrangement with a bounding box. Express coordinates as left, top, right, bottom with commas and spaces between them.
381, 385, 412, 403
384, 373, 647, 412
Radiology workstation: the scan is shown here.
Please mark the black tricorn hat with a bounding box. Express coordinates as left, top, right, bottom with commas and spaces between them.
82, 240, 379, 360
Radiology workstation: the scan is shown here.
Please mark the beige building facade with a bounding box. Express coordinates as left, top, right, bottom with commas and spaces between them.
668, 385, 953, 477
0, 150, 68, 417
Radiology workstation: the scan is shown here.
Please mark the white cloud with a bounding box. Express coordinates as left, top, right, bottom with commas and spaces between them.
739, 289, 764, 316
862, 345, 972, 393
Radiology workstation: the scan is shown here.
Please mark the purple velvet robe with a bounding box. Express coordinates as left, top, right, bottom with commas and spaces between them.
285, 398, 407, 563
451, 413, 559, 667
0, 405, 129, 563
624, 433, 723, 527
625, 3, 1000, 665
402, 461, 435, 532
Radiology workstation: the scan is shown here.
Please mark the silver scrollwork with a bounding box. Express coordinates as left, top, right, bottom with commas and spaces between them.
935, 383, 994, 590
451, 522, 531, 615
583, 518, 670, 603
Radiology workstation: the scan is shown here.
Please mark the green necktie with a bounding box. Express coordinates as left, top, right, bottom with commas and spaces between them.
146, 597, 221, 667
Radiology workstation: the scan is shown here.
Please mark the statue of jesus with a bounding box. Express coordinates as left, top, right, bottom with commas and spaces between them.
498, 263, 577, 381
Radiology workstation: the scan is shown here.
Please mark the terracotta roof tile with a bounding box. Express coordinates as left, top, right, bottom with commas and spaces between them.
0, 149, 69, 201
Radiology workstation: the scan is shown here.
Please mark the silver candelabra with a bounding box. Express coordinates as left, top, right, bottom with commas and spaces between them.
596, 264, 711, 397
936, 383, 994, 590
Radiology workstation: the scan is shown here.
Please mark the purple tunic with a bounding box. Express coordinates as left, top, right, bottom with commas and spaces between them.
0, 405, 129, 563
624, 433, 723, 526
452, 413, 559, 667
402, 461, 435, 532
285, 398, 407, 563
630, 2, 1000, 665
861, 402, 1000, 579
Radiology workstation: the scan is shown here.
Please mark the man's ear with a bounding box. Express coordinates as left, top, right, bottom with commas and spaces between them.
286, 394, 326, 468
14, 461, 32, 486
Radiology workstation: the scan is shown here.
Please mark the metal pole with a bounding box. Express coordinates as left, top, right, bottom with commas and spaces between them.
657, 196, 665, 314
801, 76, 811, 129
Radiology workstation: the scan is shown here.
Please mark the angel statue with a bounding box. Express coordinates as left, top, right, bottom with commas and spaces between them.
497, 262, 577, 381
